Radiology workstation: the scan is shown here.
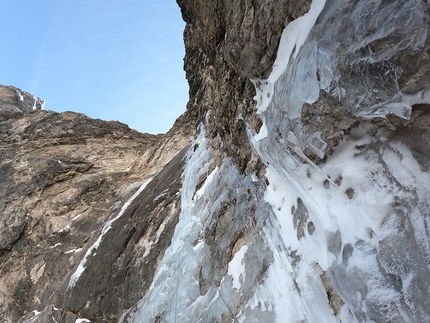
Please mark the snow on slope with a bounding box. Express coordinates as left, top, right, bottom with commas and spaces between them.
249, 120, 430, 322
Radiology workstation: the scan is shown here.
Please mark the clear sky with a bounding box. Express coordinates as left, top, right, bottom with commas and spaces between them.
0, 1, 188, 134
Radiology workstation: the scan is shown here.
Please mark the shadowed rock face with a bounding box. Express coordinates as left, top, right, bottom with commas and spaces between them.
2, 0, 430, 322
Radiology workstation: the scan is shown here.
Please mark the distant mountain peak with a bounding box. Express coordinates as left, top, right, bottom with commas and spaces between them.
0, 85, 45, 113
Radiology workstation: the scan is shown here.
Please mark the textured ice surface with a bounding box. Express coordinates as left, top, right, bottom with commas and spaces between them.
253, 0, 429, 159
120, 128, 216, 322
248, 0, 430, 322
249, 119, 430, 322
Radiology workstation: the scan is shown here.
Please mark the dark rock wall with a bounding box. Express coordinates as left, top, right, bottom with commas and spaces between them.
177, 0, 310, 171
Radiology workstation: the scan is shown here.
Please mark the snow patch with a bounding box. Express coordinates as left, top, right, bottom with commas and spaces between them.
65, 248, 82, 254
194, 166, 219, 200
228, 245, 248, 290
153, 188, 168, 202
31, 95, 38, 110
253, 121, 268, 141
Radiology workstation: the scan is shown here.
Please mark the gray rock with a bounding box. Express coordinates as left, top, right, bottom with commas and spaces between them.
0, 85, 44, 113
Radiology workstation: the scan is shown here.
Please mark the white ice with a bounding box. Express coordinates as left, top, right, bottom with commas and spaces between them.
252, 0, 326, 114
246, 0, 430, 321
228, 245, 248, 290
31, 95, 37, 110
119, 127, 213, 323
194, 166, 218, 200
248, 115, 430, 322
16, 90, 24, 101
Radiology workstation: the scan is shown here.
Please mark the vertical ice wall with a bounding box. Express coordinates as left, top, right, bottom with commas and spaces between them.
253, 0, 428, 158
119, 129, 214, 322
249, 0, 430, 322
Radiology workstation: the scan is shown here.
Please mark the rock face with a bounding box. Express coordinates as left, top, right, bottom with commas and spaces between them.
1, 0, 430, 322
0, 95, 193, 322
0, 85, 45, 113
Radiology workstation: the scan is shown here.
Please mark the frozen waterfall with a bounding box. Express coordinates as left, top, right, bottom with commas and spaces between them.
121, 0, 430, 322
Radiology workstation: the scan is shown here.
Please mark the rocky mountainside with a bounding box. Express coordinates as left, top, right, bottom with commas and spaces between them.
0, 86, 193, 322
0, 86, 45, 113
1, 0, 430, 322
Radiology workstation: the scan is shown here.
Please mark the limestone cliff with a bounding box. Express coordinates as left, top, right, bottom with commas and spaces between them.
1, 0, 430, 322
0, 85, 193, 322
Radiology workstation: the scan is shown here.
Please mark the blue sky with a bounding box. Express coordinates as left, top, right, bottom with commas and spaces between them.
0, 1, 188, 134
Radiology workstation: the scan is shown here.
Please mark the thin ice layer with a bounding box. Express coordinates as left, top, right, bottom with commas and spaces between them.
68, 178, 152, 289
